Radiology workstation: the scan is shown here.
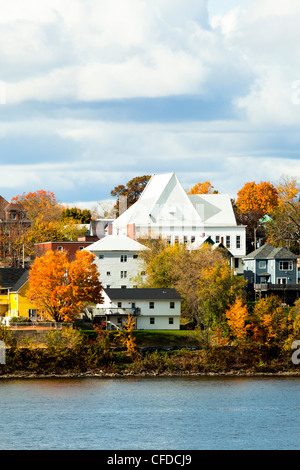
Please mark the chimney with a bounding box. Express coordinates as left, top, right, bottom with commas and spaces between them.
107, 223, 113, 235
127, 224, 136, 240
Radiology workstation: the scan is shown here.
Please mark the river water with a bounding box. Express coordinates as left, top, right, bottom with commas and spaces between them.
0, 376, 299, 450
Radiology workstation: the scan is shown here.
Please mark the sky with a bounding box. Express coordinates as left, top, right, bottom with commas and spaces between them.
0, 0, 300, 213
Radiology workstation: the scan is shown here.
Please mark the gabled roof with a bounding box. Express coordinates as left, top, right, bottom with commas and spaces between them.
113, 172, 240, 230
0, 268, 29, 290
243, 243, 298, 260
5, 202, 26, 212
113, 172, 202, 228
188, 193, 238, 226
103, 288, 182, 301
85, 234, 149, 252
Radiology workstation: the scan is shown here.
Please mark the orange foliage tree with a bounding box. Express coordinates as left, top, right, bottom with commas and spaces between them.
12, 190, 63, 222
26, 250, 103, 322
225, 297, 250, 344
236, 181, 279, 215
189, 181, 219, 194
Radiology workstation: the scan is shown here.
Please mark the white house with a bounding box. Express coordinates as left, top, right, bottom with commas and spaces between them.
93, 288, 182, 330
85, 235, 149, 288
112, 172, 246, 273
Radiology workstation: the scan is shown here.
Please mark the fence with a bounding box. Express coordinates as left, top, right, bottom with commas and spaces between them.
0, 320, 66, 330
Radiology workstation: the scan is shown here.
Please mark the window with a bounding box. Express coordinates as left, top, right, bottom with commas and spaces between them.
79, 246, 84, 251
57, 246, 63, 251
234, 258, 239, 269
277, 278, 287, 285
149, 302, 154, 309
236, 236, 241, 249
106, 271, 111, 276
132, 302, 136, 308
120, 271, 127, 278
216, 236, 220, 243
120, 255, 127, 262
259, 261, 266, 269
150, 317, 155, 325
98, 254, 104, 259
29, 309, 37, 318
279, 261, 293, 271
117, 302, 122, 308
169, 317, 174, 325
226, 236, 230, 248
170, 301, 175, 309
133, 254, 138, 259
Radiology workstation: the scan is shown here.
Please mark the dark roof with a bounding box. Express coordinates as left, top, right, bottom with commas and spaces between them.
243, 243, 298, 260
0, 268, 29, 290
104, 288, 182, 301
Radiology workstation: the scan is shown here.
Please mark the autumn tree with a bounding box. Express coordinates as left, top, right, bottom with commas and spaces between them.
116, 314, 137, 357
248, 296, 289, 347
236, 181, 279, 215
189, 181, 219, 194
18, 219, 88, 259
135, 239, 243, 340
111, 175, 151, 217
12, 190, 63, 223
225, 297, 250, 345
265, 176, 300, 253
61, 207, 92, 224
197, 260, 246, 339
235, 181, 279, 252
26, 250, 103, 322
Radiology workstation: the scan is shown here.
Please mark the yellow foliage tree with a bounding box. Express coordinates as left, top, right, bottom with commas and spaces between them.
117, 314, 137, 357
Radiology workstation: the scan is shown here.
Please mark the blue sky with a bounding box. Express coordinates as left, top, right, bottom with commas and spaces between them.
0, 0, 299, 213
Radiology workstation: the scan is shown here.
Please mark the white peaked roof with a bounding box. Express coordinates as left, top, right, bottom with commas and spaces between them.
188, 193, 237, 225
113, 172, 202, 229
113, 172, 239, 229
85, 234, 149, 252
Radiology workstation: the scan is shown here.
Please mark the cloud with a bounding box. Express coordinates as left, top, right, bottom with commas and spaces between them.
2, 0, 251, 105
0, 0, 300, 207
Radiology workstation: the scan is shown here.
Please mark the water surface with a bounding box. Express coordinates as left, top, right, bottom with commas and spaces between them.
0, 376, 299, 450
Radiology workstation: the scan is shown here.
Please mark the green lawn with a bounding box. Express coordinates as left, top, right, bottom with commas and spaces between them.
132, 329, 201, 348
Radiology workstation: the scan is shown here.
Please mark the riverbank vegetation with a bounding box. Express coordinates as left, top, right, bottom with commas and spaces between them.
0, 296, 299, 377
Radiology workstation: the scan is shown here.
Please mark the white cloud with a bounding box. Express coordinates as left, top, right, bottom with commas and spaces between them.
2, 0, 250, 103
1, 0, 300, 205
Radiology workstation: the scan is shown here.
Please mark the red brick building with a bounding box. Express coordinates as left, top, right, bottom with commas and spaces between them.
34, 239, 97, 261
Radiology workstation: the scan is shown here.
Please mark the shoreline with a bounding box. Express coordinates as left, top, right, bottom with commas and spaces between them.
0, 370, 300, 379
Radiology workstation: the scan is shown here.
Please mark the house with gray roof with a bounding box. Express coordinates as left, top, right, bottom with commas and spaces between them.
92, 288, 182, 330
243, 243, 299, 303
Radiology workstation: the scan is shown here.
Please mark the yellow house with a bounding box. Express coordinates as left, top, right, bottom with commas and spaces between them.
0, 268, 38, 319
